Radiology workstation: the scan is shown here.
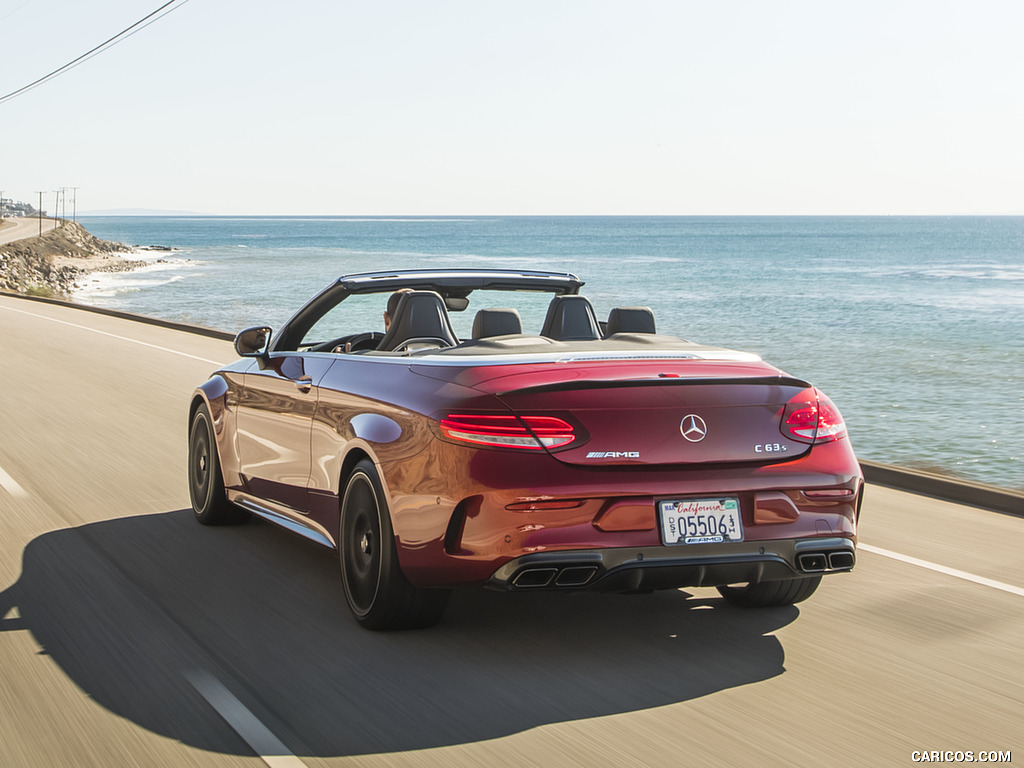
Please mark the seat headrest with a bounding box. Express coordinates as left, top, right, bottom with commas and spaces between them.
540, 295, 600, 341
472, 308, 523, 339
606, 306, 656, 336
377, 290, 458, 351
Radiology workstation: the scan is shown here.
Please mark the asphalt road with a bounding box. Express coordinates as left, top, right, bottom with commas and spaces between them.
0, 294, 1021, 768
0, 217, 58, 245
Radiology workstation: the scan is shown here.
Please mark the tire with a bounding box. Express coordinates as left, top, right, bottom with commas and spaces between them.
188, 403, 250, 526
339, 459, 450, 630
716, 575, 821, 607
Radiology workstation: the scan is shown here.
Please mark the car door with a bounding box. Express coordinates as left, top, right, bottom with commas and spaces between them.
235, 352, 336, 511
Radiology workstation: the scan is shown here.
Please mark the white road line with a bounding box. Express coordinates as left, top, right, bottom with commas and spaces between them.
0, 464, 28, 497
0, 304, 223, 365
188, 671, 309, 768
860, 543, 1024, 598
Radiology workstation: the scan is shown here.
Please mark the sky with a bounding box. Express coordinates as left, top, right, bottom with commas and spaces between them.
1, 0, 1022, 215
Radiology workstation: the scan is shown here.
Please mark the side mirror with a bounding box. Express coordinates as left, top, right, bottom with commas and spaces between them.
234, 326, 272, 357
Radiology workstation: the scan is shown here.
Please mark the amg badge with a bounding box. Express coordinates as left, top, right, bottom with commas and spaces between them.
586, 451, 641, 459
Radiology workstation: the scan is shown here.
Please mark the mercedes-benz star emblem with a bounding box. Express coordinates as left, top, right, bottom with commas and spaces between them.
680, 414, 708, 442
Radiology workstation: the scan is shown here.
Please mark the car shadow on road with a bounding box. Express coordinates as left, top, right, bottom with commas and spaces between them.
0, 510, 799, 758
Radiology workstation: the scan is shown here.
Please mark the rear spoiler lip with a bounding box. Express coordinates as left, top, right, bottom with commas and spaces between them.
495, 375, 814, 397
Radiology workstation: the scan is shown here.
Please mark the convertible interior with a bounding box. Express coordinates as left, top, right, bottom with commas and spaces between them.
312, 288, 707, 357
273, 269, 726, 358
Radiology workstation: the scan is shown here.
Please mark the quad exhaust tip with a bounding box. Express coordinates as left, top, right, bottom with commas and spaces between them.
828, 551, 855, 570
511, 565, 599, 589
797, 553, 828, 573
512, 568, 558, 588
555, 566, 599, 587
797, 550, 855, 573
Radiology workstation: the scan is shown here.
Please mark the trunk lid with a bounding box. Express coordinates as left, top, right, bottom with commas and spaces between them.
474, 360, 813, 467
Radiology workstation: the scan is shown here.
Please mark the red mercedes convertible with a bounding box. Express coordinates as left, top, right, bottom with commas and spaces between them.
188, 269, 861, 629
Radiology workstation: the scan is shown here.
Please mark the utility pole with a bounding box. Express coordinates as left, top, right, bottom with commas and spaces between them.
0, 190, 5, 222
71, 187, 79, 222
52, 190, 60, 227
35, 191, 45, 235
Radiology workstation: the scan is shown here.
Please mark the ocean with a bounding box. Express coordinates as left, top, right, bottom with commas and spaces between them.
76, 216, 1024, 491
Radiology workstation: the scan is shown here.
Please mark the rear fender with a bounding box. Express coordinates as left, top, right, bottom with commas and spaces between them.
337, 440, 384, 496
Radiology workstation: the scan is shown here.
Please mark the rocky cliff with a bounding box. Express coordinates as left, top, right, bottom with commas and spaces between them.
0, 221, 145, 297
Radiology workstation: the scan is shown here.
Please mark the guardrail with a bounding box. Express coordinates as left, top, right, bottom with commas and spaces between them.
860, 460, 1023, 517
4, 289, 1022, 517
1, 289, 234, 341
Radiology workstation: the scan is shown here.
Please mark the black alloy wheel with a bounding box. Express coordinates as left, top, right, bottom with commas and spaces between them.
339, 459, 450, 630
340, 470, 383, 615
188, 403, 249, 526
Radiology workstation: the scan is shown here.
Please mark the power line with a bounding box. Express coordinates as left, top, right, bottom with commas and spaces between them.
0, 0, 192, 106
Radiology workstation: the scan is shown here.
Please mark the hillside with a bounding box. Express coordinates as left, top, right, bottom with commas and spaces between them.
0, 221, 145, 297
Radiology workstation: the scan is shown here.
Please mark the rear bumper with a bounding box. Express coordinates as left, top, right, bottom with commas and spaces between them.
388, 434, 863, 588
487, 537, 856, 592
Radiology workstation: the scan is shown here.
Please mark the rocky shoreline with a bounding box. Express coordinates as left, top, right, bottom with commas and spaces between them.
0, 220, 147, 297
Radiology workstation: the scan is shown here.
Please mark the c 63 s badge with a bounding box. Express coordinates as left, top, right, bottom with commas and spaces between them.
587, 451, 641, 459
754, 443, 789, 454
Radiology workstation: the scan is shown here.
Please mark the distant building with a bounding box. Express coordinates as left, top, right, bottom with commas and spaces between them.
0, 200, 42, 218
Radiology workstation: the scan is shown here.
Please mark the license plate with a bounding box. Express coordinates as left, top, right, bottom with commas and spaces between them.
659, 498, 743, 545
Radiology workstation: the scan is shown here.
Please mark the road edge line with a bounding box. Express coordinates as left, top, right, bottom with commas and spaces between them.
859, 543, 1024, 598
0, 303, 223, 365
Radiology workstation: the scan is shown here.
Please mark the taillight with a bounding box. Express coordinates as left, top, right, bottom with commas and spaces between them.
782, 390, 848, 444
803, 488, 855, 499
439, 414, 577, 450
